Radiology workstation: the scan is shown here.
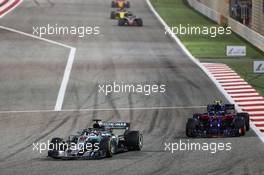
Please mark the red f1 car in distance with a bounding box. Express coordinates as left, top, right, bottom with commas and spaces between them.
111, 0, 130, 8
186, 101, 250, 138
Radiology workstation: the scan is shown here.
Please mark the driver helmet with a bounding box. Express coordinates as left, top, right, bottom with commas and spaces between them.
214, 100, 222, 112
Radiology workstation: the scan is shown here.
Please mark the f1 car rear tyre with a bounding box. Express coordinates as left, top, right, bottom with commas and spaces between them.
49, 137, 66, 151
237, 113, 250, 131
234, 118, 246, 136
136, 19, 143, 26
110, 11, 116, 19
100, 137, 113, 158
111, 1, 116, 8
125, 1, 130, 8
186, 118, 199, 137
125, 131, 143, 151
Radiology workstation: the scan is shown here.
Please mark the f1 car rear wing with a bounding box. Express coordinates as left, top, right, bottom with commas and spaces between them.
102, 122, 130, 129
207, 104, 235, 113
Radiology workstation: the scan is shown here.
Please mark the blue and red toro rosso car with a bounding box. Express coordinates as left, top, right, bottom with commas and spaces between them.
186, 101, 250, 138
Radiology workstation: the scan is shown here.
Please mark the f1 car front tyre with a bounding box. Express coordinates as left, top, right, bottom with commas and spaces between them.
234, 117, 246, 136
125, 131, 143, 151
186, 118, 199, 137
100, 137, 113, 158
237, 113, 250, 131
136, 19, 143, 26
49, 137, 67, 151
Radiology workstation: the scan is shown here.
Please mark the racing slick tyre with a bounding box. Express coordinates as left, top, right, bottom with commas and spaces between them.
49, 137, 66, 151
110, 11, 116, 19
100, 137, 114, 158
234, 118, 246, 136
237, 113, 250, 131
125, 1, 130, 8
111, 1, 116, 8
125, 131, 143, 151
118, 19, 125, 26
186, 118, 199, 137
136, 18, 143, 26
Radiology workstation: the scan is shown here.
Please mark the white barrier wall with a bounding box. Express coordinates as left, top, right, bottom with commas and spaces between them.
199, 0, 229, 17
228, 17, 264, 52
187, 0, 220, 23
187, 0, 264, 52
252, 0, 264, 36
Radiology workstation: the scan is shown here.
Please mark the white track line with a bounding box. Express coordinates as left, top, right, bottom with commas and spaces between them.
54, 48, 76, 111
0, 26, 73, 49
0, 106, 207, 115
0, 26, 76, 111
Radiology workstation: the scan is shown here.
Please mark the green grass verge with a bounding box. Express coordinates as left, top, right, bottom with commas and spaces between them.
151, 0, 264, 96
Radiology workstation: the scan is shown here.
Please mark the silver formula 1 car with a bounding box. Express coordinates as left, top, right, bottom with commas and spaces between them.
48, 120, 143, 159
